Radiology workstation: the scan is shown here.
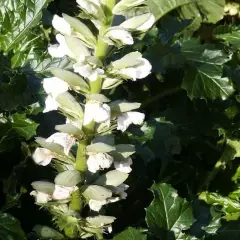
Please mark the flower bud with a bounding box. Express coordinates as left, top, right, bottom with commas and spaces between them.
117, 111, 145, 131
76, 0, 106, 26
109, 51, 152, 80
113, 0, 145, 15
62, 14, 97, 48
103, 27, 134, 46
52, 15, 71, 35
120, 13, 155, 31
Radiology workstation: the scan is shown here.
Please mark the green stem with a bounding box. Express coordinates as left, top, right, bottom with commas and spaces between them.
142, 87, 182, 107
70, 0, 116, 217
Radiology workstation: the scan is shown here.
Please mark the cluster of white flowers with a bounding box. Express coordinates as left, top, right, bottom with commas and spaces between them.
31, 0, 154, 238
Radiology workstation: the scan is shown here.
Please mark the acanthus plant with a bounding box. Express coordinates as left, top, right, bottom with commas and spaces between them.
29, 0, 154, 238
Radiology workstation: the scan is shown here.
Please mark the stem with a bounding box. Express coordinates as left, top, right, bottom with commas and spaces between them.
142, 87, 182, 107
70, 0, 116, 217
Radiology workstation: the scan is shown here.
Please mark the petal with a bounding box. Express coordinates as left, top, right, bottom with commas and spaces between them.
87, 154, 101, 173
43, 96, 60, 113
107, 29, 133, 45
89, 199, 105, 211
135, 58, 152, 79
43, 77, 69, 98
48, 44, 66, 58
127, 112, 145, 125
32, 148, 55, 166
94, 103, 111, 124
52, 15, 71, 35
46, 132, 75, 155
52, 185, 76, 200
117, 113, 132, 132
83, 102, 96, 126
137, 14, 155, 31
30, 191, 52, 204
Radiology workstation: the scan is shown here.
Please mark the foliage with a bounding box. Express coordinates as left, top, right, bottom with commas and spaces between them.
2, 0, 240, 239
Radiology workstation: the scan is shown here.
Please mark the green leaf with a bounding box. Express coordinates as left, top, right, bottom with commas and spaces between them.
146, 183, 195, 239
113, 227, 147, 240
0, 213, 26, 240
178, 0, 225, 32
206, 221, 240, 240
0, 0, 50, 52
0, 113, 38, 152
181, 39, 234, 100
146, 0, 193, 22
214, 25, 240, 49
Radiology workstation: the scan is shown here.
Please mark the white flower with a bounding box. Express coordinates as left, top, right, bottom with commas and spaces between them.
120, 13, 155, 31
113, 0, 145, 15
114, 157, 133, 173
76, 0, 104, 19
43, 77, 69, 98
119, 58, 151, 80
87, 153, 113, 173
32, 147, 56, 166
48, 34, 70, 58
52, 15, 71, 35
73, 62, 104, 81
43, 95, 60, 113
46, 132, 75, 155
89, 197, 120, 211
83, 102, 111, 126
117, 111, 145, 131
110, 52, 152, 80
104, 28, 133, 46
66, 118, 82, 129
52, 185, 78, 200
30, 190, 52, 204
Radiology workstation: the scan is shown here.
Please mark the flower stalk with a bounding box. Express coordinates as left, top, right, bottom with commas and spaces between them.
30, 0, 155, 239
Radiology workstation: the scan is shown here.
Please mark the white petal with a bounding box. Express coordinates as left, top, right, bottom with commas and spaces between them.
48, 44, 66, 58
89, 199, 106, 211
117, 113, 132, 132
94, 103, 111, 125
66, 118, 82, 129
43, 96, 60, 113
76, 0, 101, 16
127, 112, 145, 125
117, 112, 145, 131
73, 62, 104, 81
114, 157, 133, 173
107, 29, 133, 45
46, 133, 75, 155
87, 153, 113, 173
52, 15, 71, 35
134, 58, 152, 79
32, 148, 55, 166
52, 185, 77, 200
137, 15, 155, 31
83, 102, 111, 126
30, 191, 52, 204
43, 77, 69, 98
87, 154, 101, 173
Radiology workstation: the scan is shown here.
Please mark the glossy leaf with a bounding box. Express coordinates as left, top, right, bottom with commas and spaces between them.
146, 183, 195, 239
181, 39, 234, 100
0, 213, 26, 240
113, 227, 147, 240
